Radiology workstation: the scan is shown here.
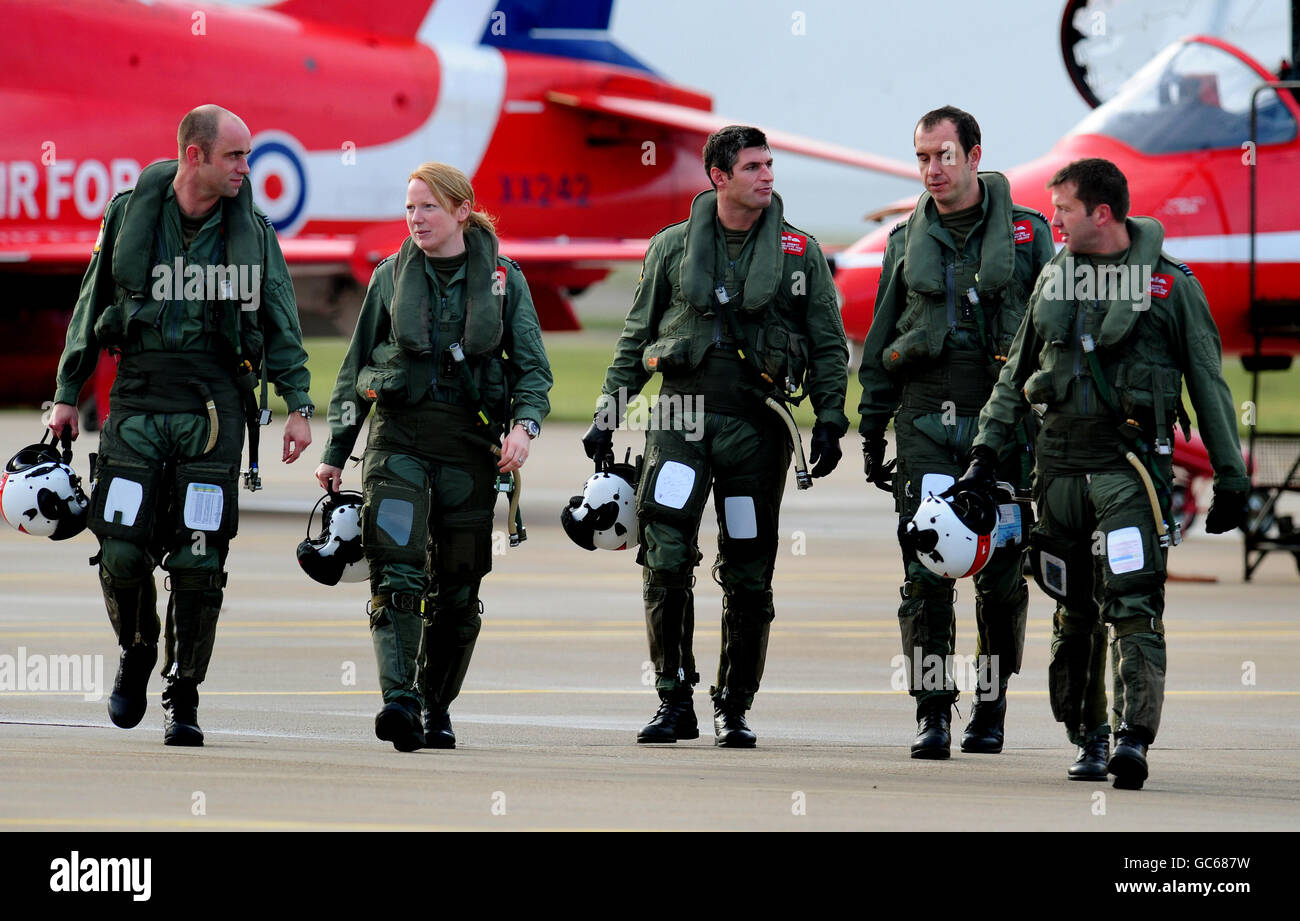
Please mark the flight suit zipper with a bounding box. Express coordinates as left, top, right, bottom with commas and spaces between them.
1072, 299, 1094, 414
431, 295, 445, 393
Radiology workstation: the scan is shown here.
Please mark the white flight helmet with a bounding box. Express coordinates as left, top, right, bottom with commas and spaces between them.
903, 490, 998, 580
297, 490, 367, 585
0, 432, 89, 540
562, 460, 638, 551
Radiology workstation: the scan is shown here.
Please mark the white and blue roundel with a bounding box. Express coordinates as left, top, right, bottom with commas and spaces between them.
249, 131, 310, 236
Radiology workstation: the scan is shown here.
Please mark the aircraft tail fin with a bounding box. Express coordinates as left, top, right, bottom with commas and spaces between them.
478, 0, 653, 73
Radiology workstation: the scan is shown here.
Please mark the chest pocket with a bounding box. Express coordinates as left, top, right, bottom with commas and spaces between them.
752, 319, 809, 391
357, 340, 413, 407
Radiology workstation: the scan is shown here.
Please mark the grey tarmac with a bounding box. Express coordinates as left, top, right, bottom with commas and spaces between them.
1, 414, 1297, 831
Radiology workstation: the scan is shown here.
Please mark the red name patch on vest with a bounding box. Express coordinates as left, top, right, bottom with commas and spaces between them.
1149, 273, 1173, 299
1013, 220, 1033, 245
781, 232, 806, 255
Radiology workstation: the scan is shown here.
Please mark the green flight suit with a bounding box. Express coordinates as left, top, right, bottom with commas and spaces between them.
974, 216, 1249, 745
322, 229, 552, 713
857, 173, 1054, 708
600, 190, 849, 708
53, 161, 312, 683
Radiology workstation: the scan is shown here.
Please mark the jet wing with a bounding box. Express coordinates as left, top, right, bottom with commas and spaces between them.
0, 235, 358, 273
498, 239, 649, 263
545, 91, 919, 180
0, 238, 99, 270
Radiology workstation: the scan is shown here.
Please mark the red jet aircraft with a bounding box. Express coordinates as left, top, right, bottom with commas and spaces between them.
0, 0, 917, 410
836, 34, 1300, 361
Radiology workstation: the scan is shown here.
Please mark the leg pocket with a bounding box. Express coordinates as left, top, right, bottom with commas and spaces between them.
636, 435, 710, 528
363, 462, 431, 570
89, 454, 162, 546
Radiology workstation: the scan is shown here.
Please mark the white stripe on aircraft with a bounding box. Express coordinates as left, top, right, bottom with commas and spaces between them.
833, 230, 1300, 271
299, 43, 506, 222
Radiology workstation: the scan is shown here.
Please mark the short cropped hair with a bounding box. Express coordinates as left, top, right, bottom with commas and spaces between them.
702, 125, 769, 187
915, 106, 981, 157
1047, 158, 1130, 220
177, 105, 230, 160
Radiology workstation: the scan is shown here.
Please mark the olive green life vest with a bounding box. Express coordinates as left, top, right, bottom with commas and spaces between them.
887, 172, 1022, 368
390, 225, 505, 359
97, 159, 266, 365
679, 188, 784, 315
1022, 217, 1189, 450
643, 190, 814, 396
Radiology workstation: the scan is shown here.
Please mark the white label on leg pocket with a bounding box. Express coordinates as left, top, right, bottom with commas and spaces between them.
996, 503, 1022, 548
1107, 526, 1144, 574
654, 461, 696, 510
1042, 551, 1068, 596
102, 478, 143, 527
723, 496, 758, 539
183, 483, 224, 531
920, 473, 955, 498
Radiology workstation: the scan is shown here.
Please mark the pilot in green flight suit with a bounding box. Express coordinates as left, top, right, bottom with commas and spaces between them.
857, 107, 1054, 759
584, 126, 849, 748
953, 158, 1248, 788
317, 162, 551, 753
49, 106, 314, 747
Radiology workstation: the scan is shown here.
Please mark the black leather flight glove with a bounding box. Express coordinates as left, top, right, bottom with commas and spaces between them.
581, 415, 614, 468
809, 421, 842, 478
943, 444, 998, 502
862, 431, 896, 494
1204, 488, 1249, 534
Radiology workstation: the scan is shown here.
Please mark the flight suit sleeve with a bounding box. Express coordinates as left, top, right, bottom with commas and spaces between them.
1027, 214, 1055, 282
801, 236, 850, 435
597, 235, 665, 418
257, 222, 313, 414
502, 263, 553, 430
53, 196, 127, 406
319, 261, 393, 469
975, 276, 1045, 454
855, 231, 905, 435
1170, 272, 1250, 491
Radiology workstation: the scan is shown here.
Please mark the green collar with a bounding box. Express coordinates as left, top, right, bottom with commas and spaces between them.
390, 225, 504, 357
680, 189, 785, 313
903, 171, 1016, 296
111, 159, 260, 297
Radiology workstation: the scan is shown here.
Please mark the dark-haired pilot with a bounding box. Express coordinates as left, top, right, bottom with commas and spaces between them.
857, 106, 1053, 759
583, 125, 849, 747
954, 157, 1248, 787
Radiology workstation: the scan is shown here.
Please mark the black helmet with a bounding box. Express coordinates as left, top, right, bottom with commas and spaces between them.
297, 490, 366, 585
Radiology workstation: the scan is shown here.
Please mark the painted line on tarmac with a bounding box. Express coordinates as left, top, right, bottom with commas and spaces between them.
6, 688, 1298, 698
0, 816, 651, 832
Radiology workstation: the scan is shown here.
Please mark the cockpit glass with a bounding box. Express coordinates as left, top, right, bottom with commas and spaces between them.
1069, 40, 1297, 153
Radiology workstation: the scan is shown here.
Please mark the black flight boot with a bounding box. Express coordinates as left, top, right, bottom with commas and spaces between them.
161, 676, 203, 747
1108, 735, 1150, 790
712, 698, 756, 748
911, 698, 952, 759
421, 709, 456, 749
1068, 737, 1110, 781
960, 685, 1007, 754
375, 698, 424, 753
637, 689, 699, 744
108, 643, 157, 729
